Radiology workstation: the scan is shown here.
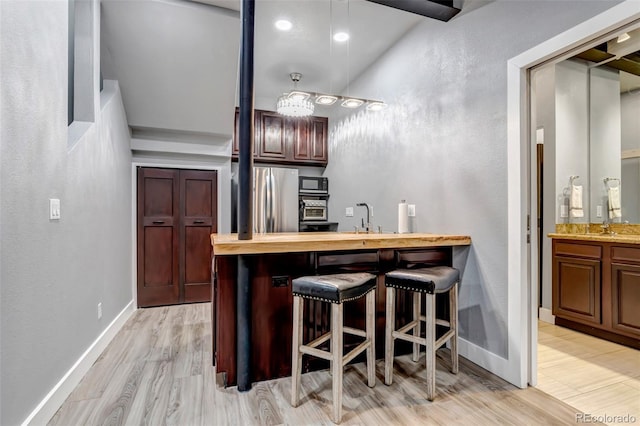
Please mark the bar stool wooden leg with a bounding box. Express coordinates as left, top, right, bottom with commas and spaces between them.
425, 293, 436, 401
365, 290, 376, 387
412, 292, 421, 362
291, 295, 304, 407
450, 283, 459, 374
331, 302, 344, 423
384, 287, 395, 385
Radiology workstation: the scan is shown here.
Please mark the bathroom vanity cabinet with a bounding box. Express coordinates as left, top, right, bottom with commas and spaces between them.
550, 235, 640, 348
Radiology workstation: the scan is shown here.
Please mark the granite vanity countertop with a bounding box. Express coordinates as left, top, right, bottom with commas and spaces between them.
211, 232, 472, 255
548, 232, 640, 245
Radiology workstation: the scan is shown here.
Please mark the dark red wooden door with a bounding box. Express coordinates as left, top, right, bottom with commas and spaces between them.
181, 170, 217, 303
137, 167, 217, 307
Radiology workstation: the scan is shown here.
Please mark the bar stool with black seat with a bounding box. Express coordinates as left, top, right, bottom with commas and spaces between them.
384, 265, 459, 400
291, 272, 377, 423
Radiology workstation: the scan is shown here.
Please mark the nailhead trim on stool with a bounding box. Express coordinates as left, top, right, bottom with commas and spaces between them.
384, 266, 459, 401
291, 272, 377, 423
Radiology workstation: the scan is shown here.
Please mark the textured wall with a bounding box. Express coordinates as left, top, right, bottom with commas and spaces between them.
324, 0, 618, 358
0, 2, 132, 424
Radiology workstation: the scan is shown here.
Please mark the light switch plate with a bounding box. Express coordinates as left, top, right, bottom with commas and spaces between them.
408, 204, 416, 217
596, 205, 602, 218
49, 198, 61, 220
345, 207, 353, 217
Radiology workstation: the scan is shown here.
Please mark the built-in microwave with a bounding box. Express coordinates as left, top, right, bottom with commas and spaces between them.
299, 176, 328, 195
301, 199, 328, 221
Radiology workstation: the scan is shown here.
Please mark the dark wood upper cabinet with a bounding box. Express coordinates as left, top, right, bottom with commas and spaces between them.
233, 109, 328, 167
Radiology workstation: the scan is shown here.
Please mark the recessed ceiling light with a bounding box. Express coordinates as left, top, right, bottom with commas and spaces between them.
333, 32, 350, 42
275, 20, 292, 31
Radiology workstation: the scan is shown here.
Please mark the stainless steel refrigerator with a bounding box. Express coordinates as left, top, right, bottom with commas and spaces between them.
232, 166, 299, 233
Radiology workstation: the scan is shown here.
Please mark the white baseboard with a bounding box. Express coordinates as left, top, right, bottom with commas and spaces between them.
538, 307, 555, 324
22, 301, 135, 426
458, 338, 522, 388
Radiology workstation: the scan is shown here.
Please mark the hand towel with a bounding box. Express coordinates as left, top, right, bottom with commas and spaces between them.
608, 186, 622, 219
570, 184, 584, 218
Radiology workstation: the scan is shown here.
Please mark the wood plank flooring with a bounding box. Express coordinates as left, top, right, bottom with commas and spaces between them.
49, 303, 597, 425
537, 321, 640, 424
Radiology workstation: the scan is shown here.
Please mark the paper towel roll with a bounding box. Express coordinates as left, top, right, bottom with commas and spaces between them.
398, 200, 409, 233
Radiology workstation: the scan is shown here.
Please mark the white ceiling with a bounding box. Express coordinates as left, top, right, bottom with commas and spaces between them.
193, 0, 424, 105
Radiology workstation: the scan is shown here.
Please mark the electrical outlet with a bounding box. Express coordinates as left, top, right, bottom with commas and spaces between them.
272, 276, 289, 288
597, 205, 602, 218
97, 302, 102, 319
408, 204, 416, 217
49, 198, 61, 220
345, 207, 353, 217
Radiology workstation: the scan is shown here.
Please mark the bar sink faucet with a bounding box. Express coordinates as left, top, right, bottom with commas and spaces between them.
356, 203, 372, 233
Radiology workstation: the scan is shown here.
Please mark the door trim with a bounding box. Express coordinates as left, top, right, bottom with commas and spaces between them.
131, 159, 232, 308
507, 1, 640, 388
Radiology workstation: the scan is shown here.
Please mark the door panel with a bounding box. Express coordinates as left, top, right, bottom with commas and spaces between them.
137, 168, 180, 307
143, 227, 174, 286
180, 170, 217, 304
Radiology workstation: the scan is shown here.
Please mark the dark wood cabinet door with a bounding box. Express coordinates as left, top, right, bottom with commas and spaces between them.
611, 262, 640, 337
181, 170, 217, 303
293, 117, 328, 164
137, 167, 217, 307
258, 111, 290, 160
137, 168, 180, 307
553, 255, 601, 325
232, 108, 259, 158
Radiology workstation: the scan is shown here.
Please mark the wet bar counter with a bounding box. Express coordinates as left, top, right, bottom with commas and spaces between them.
211, 232, 471, 387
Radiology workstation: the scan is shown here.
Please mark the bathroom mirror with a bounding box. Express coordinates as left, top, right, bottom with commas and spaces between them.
538, 29, 640, 225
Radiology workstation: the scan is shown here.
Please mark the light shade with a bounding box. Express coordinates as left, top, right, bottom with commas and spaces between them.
366, 101, 387, 111
277, 94, 314, 117
315, 95, 338, 105
341, 98, 364, 108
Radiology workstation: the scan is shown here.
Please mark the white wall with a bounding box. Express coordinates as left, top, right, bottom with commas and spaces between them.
0, 2, 133, 425
324, 0, 618, 361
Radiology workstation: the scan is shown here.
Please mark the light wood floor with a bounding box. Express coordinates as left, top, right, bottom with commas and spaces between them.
537, 321, 640, 424
49, 303, 598, 425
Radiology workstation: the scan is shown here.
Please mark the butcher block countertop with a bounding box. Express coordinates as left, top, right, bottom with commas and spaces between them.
548, 232, 640, 245
211, 232, 472, 255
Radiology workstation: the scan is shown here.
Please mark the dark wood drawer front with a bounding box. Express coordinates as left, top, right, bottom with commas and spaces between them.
611, 246, 640, 264
553, 256, 601, 325
317, 250, 379, 273
395, 248, 451, 268
611, 263, 640, 337
555, 242, 601, 259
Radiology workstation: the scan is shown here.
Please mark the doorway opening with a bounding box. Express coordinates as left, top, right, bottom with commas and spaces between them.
524, 10, 640, 421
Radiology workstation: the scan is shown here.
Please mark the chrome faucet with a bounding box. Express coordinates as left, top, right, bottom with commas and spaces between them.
602, 220, 612, 235
356, 203, 372, 233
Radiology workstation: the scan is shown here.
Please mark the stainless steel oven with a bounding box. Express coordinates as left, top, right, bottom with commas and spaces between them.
301, 199, 327, 221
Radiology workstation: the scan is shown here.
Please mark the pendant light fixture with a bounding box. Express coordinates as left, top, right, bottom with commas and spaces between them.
276, 73, 315, 117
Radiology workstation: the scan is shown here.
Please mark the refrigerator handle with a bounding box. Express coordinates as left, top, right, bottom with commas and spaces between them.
266, 171, 273, 232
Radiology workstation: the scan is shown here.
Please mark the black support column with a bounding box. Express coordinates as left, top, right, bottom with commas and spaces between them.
237, 0, 255, 392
